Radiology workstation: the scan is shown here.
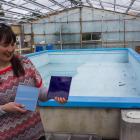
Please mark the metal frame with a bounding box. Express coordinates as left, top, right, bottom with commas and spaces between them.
24, 0, 56, 12
90, 0, 140, 14
0, 0, 42, 15
114, 0, 116, 12
0, 0, 140, 23
99, 0, 104, 10
3, 9, 37, 20
125, 0, 136, 14
48, 0, 67, 8
86, 0, 93, 7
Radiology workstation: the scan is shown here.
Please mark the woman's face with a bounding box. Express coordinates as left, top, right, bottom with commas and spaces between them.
0, 42, 16, 62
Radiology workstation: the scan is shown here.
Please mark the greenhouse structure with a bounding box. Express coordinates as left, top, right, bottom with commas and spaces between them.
0, 0, 140, 140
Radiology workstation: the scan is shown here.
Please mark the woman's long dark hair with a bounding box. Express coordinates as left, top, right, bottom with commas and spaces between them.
0, 23, 25, 77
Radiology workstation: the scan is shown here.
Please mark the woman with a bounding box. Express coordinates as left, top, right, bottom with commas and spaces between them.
0, 23, 66, 140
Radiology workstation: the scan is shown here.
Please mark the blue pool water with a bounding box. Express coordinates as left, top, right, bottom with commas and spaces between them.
28, 48, 140, 108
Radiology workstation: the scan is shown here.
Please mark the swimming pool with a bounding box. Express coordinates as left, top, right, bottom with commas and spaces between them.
28, 48, 140, 108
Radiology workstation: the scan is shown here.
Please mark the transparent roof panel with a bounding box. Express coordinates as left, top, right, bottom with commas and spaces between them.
129, 9, 140, 16
115, 0, 131, 6
115, 6, 127, 13
22, 3, 42, 11
11, 0, 26, 5
40, 9, 50, 14
91, 1, 102, 9
8, 8, 29, 15
131, 1, 140, 10
102, 2, 114, 9
62, 1, 72, 7
37, 0, 55, 7
2, 5, 12, 10
0, 0, 140, 23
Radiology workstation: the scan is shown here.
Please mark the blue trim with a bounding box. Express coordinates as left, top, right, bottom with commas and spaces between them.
38, 96, 140, 108
26, 48, 128, 57
45, 48, 128, 53
128, 48, 140, 63
25, 50, 48, 57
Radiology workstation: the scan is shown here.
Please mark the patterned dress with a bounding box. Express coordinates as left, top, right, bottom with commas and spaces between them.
0, 56, 45, 140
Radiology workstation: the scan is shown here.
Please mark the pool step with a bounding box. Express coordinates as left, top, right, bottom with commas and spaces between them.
46, 132, 102, 140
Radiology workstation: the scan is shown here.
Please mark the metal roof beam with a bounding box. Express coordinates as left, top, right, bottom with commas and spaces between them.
125, 0, 136, 14
69, 0, 82, 5
3, 10, 37, 19
0, 16, 28, 22
86, 0, 93, 7
114, 0, 116, 12
99, 0, 104, 10
90, 0, 139, 13
48, 0, 66, 8
2, 9, 27, 16
23, 0, 56, 12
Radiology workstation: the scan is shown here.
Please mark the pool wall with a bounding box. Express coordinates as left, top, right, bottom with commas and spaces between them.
47, 50, 128, 64
29, 51, 49, 68
29, 48, 128, 66
128, 49, 140, 81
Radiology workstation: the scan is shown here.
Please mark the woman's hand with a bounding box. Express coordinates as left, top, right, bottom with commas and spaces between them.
1, 102, 27, 113
54, 97, 67, 104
